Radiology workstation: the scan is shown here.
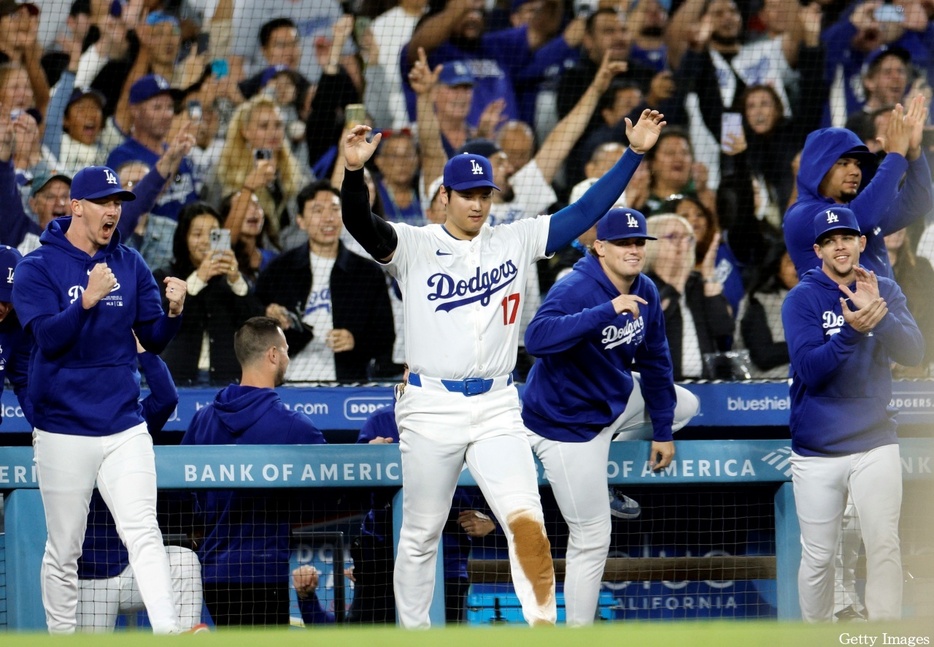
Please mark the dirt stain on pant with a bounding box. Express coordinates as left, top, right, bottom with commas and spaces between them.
507, 510, 555, 609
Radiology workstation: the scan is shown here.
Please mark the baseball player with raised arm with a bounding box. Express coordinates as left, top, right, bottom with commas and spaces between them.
340, 109, 666, 628
521, 207, 698, 626
781, 206, 923, 622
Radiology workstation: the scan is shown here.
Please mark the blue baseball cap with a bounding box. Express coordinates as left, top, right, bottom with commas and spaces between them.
129, 74, 180, 105
67, 86, 106, 112
443, 154, 500, 192
813, 206, 860, 244
596, 208, 656, 241
438, 61, 474, 87
0, 245, 22, 302
260, 64, 297, 88
71, 166, 136, 202
145, 10, 179, 27
457, 138, 501, 159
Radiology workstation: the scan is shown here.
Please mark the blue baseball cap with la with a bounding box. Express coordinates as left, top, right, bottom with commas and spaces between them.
438, 60, 474, 86
596, 208, 656, 241
813, 206, 860, 244
129, 74, 179, 105
443, 154, 500, 192
71, 166, 136, 202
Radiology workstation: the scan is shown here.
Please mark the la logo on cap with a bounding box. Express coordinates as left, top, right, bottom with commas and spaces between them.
470, 159, 484, 176
626, 212, 638, 228
104, 169, 118, 185
5, 267, 13, 284
825, 210, 839, 224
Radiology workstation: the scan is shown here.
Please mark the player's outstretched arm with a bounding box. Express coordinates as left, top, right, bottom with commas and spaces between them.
544, 110, 666, 254
340, 127, 399, 262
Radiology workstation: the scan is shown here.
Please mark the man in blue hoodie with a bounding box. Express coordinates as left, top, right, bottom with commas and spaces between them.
11, 165, 188, 634
520, 208, 698, 626
783, 96, 932, 280
781, 206, 923, 623
181, 316, 326, 627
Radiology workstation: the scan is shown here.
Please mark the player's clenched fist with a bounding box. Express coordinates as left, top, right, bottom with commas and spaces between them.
82, 262, 118, 309
163, 276, 187, 317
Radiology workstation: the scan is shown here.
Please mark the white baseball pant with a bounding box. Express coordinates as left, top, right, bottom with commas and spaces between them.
33, 424, 181, 634
77, 546, 203, 632
528, 384, 699, 626
394, 383, 556, 628
791, 444, 902, 622
834, 500, 864, 615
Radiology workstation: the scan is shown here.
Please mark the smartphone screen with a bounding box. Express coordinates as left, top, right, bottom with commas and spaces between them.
720, 112, 743, 152
210, 59, 228, 79
253, 148, 273, 163
187, 100, 203, 122
209, 228, 231, 254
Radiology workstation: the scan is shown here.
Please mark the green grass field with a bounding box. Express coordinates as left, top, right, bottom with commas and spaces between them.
3, 620, 933, 647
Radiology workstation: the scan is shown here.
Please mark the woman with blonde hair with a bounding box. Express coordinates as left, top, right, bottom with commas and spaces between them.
212, 94, 310, 250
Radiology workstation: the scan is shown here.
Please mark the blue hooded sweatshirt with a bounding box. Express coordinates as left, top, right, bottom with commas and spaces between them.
522, 253, 676, 443
781, 267, 924, 457
11, 217, 180, 436
783, 127, 933, 280
181, 384, 325, 583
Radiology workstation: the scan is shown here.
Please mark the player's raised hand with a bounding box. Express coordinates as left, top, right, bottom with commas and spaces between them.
841, 295, 887, 333
879, 103, 910, 157
904, 93, 927, 160
343, 125, 382, 171
625, 109, 666, 155
83, 263, 118, 309
839, 266, 879, 309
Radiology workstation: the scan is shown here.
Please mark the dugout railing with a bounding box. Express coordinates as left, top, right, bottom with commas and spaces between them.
1, 381, 933, 628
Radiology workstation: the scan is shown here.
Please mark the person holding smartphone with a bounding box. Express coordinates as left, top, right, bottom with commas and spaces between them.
210, 93, 311, 252
152, 202, 264, 386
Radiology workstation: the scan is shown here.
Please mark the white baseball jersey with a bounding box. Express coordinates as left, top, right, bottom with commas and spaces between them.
385, 216, 551, 379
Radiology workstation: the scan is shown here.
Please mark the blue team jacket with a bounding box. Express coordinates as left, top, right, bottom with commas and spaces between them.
783, 127, 933, 280
181, 385, 326, 583
11, 218, 180, 436
522, 253, 676, 443
781, 267, 924, 457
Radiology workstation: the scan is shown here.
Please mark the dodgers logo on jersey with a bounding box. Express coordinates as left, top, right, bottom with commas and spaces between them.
426, 261, 519, 312
603, 316, 645, 350
822, 310, 844, 336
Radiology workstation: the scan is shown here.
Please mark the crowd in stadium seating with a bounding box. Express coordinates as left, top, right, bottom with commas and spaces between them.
0, 0, 932, 382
